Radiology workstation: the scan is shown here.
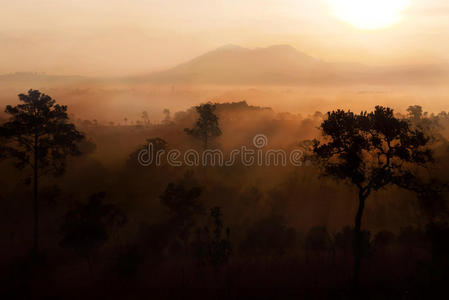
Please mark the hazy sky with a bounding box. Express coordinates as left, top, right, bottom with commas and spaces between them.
1, 0, 448, 76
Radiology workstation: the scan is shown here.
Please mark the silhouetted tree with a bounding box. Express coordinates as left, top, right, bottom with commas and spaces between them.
407, 105, 443, 144
426, 222, 449, 291
396, 226, 427, 261
141, 110, 150, 126
77, 138, 97, 155
185, 103, 222, 149
333, 226, 371, 262
334, 226, 353, 259
313, 106, 433, 289
305, 226, 332, 261
407, 105, 426, 121
160, 182, 203, 241
0, 90, 85, 253
0, 134, 6, 160
81, 119, 93, 127
415, 184, 448, 223
160, 182, 203, 291
192, 207, 231, 292
60, 192, 127, 274
162, 108, 171, 125
208, 207, 231, 270
240, 215, 296, 257
373, 230, 396, 257
126, 137, 166, 169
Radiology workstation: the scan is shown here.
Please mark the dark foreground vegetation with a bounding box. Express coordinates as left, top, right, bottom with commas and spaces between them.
1, 90, 449, 299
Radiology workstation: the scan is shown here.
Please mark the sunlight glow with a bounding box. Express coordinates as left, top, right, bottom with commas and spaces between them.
329, 0, 410, 30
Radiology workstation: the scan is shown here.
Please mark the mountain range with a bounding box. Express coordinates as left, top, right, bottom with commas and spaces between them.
2, 45, 448, 86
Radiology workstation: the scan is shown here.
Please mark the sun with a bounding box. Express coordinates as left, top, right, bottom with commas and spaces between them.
328, 0, 410, 30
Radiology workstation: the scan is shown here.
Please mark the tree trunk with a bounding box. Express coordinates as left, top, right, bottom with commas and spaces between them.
33, 138, 39, 254
226, 262, 231, 299
204, 134, 208, 150
353, 189, 367, 292
181, 265, 185, 300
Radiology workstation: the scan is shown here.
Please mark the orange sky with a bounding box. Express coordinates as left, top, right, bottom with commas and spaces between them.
1, 0, 448, 76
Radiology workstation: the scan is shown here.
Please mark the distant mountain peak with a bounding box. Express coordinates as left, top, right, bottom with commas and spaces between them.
264, 44, 297, 51
213, 44, 300, 54
214, 44, 247, 51
127, 44, 447, 85
131, 44, 327, 84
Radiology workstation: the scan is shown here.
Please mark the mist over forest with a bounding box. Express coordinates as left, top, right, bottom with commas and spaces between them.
1, 83, 449, 299
1, 2, 449, 295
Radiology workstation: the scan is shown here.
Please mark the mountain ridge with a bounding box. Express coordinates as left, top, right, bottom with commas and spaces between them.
1, 45, 448, 86
127, 44, 448, 85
